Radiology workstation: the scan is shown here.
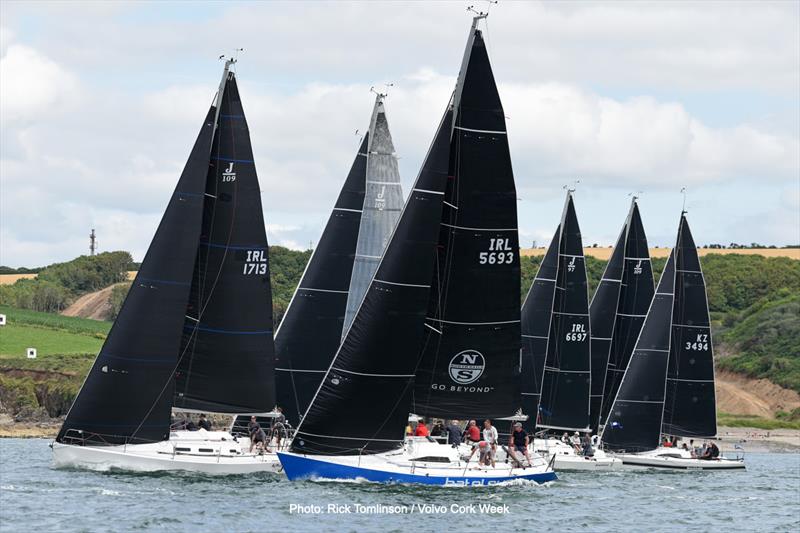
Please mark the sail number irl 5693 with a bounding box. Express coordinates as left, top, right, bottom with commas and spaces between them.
479, 238, 514, 265
243, 250, 267, 275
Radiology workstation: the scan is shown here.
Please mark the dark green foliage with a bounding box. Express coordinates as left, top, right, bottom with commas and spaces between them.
701, 254, 800, 313
269, 246, 312, 325
0, 279, 71, 312
108, 283, 131, 321
37, 251, 132, 295
717, 291, 800, 392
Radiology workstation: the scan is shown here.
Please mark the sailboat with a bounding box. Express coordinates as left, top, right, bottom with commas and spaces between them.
233, 93, 403, 434
601, 212, 745, 470
523, 192, 620, 470
277, 15, 556, 486
52, 60, 282, 474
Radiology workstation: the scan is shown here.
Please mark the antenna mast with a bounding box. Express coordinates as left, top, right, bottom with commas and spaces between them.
89, 229, 97, 256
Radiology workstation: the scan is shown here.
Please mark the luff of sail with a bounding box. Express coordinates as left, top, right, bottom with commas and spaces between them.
537, 193, 592, 431
290, 109, 453, 456
599, 201, 655, 427
520, 225, 559, 430
412, 27, 522, 420
603, 249, 676, 452
662, 215, 717, 438
343, 96, 404, 336
274, 135, 368, 426
174, 71, 276, 413
56, 107, 216, 445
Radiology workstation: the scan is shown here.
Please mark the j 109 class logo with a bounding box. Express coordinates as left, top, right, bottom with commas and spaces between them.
448, 350, 485, 385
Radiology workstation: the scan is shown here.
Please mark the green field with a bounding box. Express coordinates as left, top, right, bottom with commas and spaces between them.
717, 412, 800, 430
0, 305, 107, 357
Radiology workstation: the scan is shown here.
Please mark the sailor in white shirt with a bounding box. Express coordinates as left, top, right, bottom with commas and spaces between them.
482, 419, 498, 468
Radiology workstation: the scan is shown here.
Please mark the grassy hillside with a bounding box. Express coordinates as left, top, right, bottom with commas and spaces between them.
717, 292, 800, 393
0, 305, 108, 358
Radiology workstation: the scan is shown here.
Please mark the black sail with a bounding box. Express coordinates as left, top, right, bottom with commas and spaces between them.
274, 136, 368, 426
588, 211, 626, 433
538, 193, 592, 431
57, 108, 215, 445
599, 201, 654, 427
662, 215, 716, 437
290, 110, 452, 455
603, 250, 676, 452
174, 73, 276, 413
520, 226, 559, 430
412, 29, 521, 420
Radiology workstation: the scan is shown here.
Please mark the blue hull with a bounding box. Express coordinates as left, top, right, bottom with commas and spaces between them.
277, 452, 557, 486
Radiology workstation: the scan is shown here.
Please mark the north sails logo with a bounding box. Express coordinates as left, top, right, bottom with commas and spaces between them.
448, 350, 485, 385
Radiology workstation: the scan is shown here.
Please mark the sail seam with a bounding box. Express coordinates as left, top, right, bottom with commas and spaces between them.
333, 207, 363, 213
412, 188, 445, 196
275, 368, 327, 373
374, 279, 430, 289
441, 222, 517, 232
295, 430, 400, 443
454, 126, 507, 134
299, 287, 349, 294
428, 318, 521, 325
331, 367, 415, 378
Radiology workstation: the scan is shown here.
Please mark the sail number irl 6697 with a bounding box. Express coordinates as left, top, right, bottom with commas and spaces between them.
479, 238, 514, 265
243, 250, 268, 275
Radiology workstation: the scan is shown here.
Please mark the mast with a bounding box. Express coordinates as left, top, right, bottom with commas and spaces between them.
273, 135, 368, 426
343, 93, 404, 336
536, 190, 592, 432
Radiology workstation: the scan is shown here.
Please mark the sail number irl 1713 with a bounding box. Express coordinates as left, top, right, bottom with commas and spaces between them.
243, 250, 267, 275
479, 238, 514, 265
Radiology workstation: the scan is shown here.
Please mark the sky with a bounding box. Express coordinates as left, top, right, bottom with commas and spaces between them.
1, 1, 798, 268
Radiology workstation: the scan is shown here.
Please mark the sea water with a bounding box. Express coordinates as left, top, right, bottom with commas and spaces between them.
0, 439, 797, 532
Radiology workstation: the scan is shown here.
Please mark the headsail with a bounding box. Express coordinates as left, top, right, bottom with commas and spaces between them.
662, 215, 716, 438
290, 110, 453, 455
411, 27, 521, 420
520, 226, 559, 430
57, 108, 215, 445
274, 135, 368, 426
537, 193, 592, 431
173, 71, 276, 414
599, 201, 655, 428
343, 96, 404, 336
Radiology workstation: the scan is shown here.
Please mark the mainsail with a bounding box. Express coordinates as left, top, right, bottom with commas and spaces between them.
343, 95, 404, 336
290, 109, 453, 455
273, 135, 368, 426
598, 200, 655, 428
536, 192, 592, 431
520, 226, 559, 430
589, 198, 653, 433
174, 70, 275, 414
662, 215, 717, 438
412, 26, 522, 420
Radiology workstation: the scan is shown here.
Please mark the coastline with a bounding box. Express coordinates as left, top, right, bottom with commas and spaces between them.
2, 422, 797, 453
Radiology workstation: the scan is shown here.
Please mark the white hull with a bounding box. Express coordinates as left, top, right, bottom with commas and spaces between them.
52, 430, 283, 475
611, 447, 745, 471
531, 438, 622, 471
